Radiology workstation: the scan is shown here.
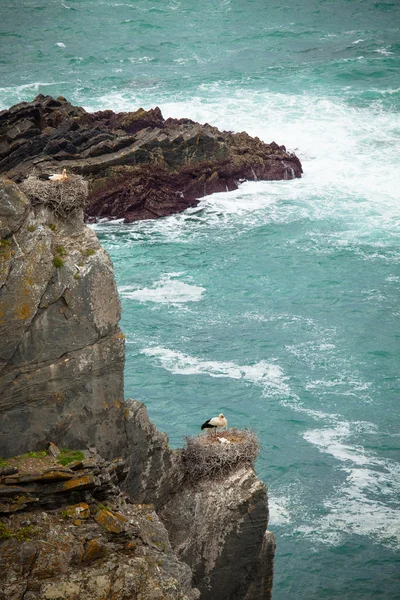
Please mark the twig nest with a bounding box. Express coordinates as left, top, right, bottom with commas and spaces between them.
21, 174, 88, 218
182, 428, 260, 481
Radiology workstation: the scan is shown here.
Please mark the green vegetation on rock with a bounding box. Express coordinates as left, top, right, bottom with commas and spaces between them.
56, 245, 67, 256
53, 255, 64, 268
57, 448, 85, 466
20, 450, 47, 459
81, 248, 96, 257
0, 521, 39, 542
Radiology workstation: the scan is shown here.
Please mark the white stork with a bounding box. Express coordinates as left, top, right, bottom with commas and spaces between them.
201, 413, 227, 437
49, 168, 69, 182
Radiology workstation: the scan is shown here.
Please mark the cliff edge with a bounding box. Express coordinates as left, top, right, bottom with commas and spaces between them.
0, 131, 276, 597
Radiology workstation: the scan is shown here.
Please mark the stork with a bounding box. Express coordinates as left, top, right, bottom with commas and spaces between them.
201, 413, 227, 438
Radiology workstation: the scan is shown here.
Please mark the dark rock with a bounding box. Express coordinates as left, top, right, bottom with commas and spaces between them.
0, 95, 302, 223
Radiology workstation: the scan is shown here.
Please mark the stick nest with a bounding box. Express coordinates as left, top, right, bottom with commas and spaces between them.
181, 428, 260, 481
21, 175, 88, 218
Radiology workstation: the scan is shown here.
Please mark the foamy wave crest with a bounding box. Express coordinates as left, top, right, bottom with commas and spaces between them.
141, 347, 291, 397
269, 495, 292, 525
119, 273, 205, 305
84, 85, 400, 258
301, 420, 400, 547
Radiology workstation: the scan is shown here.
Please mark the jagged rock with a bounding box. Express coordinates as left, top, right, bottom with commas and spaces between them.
123, 402, 275, 600
94, 508, 128, 534
0, 473, 199, 600
0, 178, 29, 238
64, 503, 90, 519
0, 95, 302, 223
47, 442, 60, 458
244, 530, 276, 600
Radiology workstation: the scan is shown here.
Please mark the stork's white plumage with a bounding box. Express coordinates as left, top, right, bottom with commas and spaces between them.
201, 413, 227, 437
49, 168, 68, 182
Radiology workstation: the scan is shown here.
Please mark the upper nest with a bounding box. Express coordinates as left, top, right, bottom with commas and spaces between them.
20, 174, 88, 218
181, 428, 260, 481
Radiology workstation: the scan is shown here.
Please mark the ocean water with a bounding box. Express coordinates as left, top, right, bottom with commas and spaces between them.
1, 1, 400, 598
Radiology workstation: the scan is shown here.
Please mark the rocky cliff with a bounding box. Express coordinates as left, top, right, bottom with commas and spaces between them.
0, 98, 279, 598
0, 94, 302, 222
0, 177, 125, 459
0, 448, 198, 600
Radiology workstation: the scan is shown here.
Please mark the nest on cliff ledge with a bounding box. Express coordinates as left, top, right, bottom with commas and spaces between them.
21, 174, 88, 219
181, 428, 260, 482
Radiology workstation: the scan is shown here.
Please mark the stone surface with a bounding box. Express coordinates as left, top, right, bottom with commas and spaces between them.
122, 401, 275, 600
0, 161, 277, 597
94, 508, 128, 534
160, 465, 272, 600
64, 502, 90, 519
0, 178, 125, 460
0, 495, 198, 600
0, 95, 302, 223
123, 399, 182, 510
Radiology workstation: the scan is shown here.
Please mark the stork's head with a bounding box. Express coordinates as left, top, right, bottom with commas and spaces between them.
219, 413, 224, 419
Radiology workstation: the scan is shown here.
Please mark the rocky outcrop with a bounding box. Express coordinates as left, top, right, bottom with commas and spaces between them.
0, 147, 277, 597
160, 467, 272, 600
0, 95, 302, 222
0, 178, 125, 459
124, 402, 275, 600
0, 447, 198, 600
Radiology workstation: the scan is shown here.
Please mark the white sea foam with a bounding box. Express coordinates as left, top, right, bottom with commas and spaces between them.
301, 420, 400, 547
375, 48, 394, 56
56, 42, 66, 48
141, 347, 291, 397
119, 273, 205, 305
84, 86, 400, 261
304, 422, 371, 465
269, 495, 292, 525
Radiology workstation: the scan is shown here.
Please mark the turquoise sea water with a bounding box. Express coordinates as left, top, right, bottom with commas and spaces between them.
1, 1, 400, 598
